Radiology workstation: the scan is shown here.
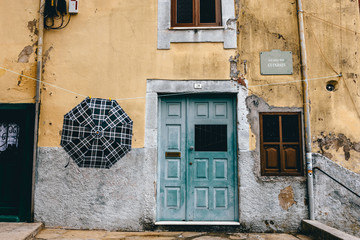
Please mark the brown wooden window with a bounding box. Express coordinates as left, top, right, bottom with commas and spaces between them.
260, 112, 303, 176
171, 0, 222, 27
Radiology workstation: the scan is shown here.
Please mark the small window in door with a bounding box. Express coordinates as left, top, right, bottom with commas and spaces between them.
171, 0, 222, 27
195, 124, 227, 151
260, 113, 303, 176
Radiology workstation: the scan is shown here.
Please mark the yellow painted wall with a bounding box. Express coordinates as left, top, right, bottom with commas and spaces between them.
1, 0, 359, 172
37, 0, 236, 148
0, 0, 39, 103
238, 0, 360, 172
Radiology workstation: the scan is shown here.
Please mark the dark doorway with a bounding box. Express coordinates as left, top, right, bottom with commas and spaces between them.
0, 104, 35, 222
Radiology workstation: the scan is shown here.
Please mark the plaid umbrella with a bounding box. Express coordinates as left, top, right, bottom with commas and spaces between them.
60, 97, 133, 168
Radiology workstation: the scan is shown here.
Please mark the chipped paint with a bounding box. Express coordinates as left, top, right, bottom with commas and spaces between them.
314, 132, 360, 173
18, 45, 34, 63
42, 46, 53, 68
27, 19, 38, 34
278, 186, 297, 211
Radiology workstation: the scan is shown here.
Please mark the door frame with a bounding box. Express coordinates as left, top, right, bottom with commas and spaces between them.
145, 79, 249, 225
0, 103, 35, 222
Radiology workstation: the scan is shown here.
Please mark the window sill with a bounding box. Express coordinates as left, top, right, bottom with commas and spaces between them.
169, 26, 225, 30
258, 175, 307, 182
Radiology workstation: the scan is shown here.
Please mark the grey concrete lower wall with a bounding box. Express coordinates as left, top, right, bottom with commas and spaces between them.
34, 147, 157, 231
35, 147, 308, 232
313, 153, 360, 237
239, 151, 308, 233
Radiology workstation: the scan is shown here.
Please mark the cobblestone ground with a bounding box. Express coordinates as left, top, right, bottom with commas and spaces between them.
34, 229, 314, 240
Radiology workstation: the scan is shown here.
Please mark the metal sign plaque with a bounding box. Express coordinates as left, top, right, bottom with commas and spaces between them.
165, 152, 181, 158
260, 50, 293, 75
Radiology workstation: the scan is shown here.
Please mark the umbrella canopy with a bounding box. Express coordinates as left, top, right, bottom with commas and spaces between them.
60, 97, 133, 168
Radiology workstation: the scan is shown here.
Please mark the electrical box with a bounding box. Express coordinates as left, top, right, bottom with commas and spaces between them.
69, 0, 79, 14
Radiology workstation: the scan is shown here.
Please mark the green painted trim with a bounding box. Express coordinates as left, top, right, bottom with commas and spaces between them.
0, 215, 20, 222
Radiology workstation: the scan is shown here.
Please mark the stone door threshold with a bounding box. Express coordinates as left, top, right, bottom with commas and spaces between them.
155, 221, 240, 226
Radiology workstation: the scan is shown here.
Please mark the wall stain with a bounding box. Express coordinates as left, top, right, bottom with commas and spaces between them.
27, 19, 38, 35
42, 46, 54, 70
229, 54, 240, 79
17, 71, 24, 86
278, 186, 296, 211
18, 45, 34, 63
315, 132, 360, 161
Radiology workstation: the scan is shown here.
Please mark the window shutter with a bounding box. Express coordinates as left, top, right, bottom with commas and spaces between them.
260, 113, 303, 176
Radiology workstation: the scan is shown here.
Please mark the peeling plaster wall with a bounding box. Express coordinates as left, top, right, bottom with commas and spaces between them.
313, 154, 360, 237
303, 0, 360, 173
237, 0, 360, 172
240, 95, 308, 233
237, 0, 303, 108
0, 1, 39, 103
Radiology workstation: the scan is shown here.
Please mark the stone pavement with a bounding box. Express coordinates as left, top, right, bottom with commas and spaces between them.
34, 229, 314, 240
0, 222, 43, 240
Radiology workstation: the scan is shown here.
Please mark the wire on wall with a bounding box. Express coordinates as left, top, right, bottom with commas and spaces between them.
306, 16, 340, 76
44, 0, 71, 30
0, 66, 342, 103
303, 11, 359, 34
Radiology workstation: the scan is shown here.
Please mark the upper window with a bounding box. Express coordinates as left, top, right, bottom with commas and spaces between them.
260, 112, 303, 176
171, 0, 222, 27
157, 0, 236, 49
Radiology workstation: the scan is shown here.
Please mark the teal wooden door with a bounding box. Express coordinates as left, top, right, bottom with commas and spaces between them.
157, 95, 238, 222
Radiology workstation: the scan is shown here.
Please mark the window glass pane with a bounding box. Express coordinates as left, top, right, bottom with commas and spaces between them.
200, 0, 216, 23
195, 125, 227, 151
262, 115, 279, 142
177, 0, 193, 23
282, 115, 299, 142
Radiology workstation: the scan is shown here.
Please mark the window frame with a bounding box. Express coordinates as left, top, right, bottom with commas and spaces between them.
259, 112, 304, 176
171, 0, 222, 28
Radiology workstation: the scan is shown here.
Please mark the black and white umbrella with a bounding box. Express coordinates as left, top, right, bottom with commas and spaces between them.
60, 97, 133, 169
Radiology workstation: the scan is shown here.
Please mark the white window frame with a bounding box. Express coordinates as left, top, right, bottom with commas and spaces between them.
157, 0, 237, 49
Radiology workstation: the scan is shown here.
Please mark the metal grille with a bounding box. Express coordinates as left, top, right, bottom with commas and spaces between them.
195, 124, 227, 151
0, 123, 20, 153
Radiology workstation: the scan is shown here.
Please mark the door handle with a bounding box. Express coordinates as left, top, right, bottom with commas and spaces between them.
189, 146, 194, 150
189, 162, 193, 165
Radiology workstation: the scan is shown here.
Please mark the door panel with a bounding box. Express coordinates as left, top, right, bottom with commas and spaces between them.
157, 95, 237, 222
158, 99, 187, 221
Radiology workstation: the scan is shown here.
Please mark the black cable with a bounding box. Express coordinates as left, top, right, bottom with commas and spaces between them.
53, 14, 71, 30
57, 0, 67, 15
50, 15, 65, 29
43, 0, 72, 30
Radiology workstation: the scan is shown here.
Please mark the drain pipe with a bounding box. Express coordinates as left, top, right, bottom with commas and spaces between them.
31, 0, 45, 221
296, 0, 314, 220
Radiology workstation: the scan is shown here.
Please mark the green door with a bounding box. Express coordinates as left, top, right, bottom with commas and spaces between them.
157, 95, 238, 222
0, 104, 35, 222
